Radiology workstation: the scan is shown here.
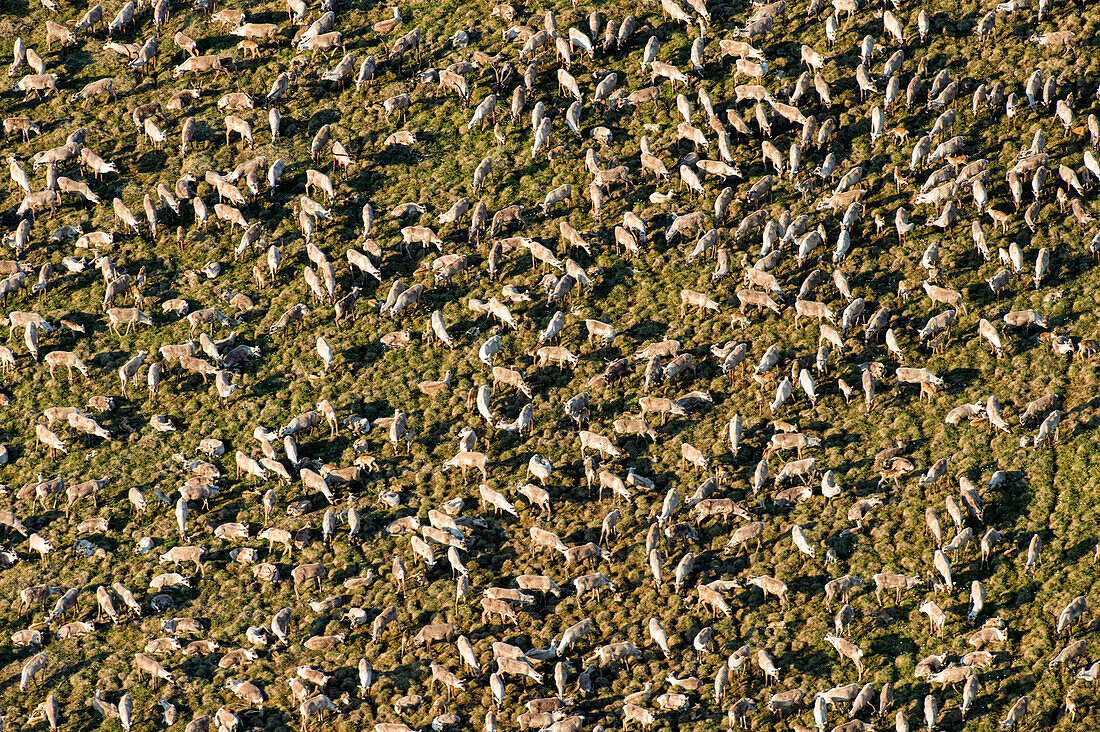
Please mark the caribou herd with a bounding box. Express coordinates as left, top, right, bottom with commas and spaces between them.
0, 0, 1096, 729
